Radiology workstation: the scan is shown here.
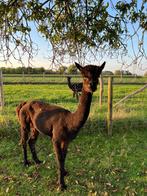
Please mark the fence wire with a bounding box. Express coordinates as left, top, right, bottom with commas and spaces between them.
112, 84, 147, 130
1, 75, 147, 135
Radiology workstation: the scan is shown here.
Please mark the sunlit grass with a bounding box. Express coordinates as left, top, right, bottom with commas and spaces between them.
0, 83, 147, 195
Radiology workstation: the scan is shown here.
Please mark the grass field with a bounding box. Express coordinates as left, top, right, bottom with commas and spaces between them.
0, 82, 147, 195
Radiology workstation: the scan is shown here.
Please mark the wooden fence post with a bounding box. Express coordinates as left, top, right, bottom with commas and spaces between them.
43, 72, 45, 78
107, 77, 113, 135
99, 75, 103, 109
22, 71, 25, 80
0, 70, 4, 110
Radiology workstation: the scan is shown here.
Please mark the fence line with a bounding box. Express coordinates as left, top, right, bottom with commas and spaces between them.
2, 73, 147, 85
1, 74, 147, 135
99, 75, 103, 109
107, 77, 113, 136
106, 77, 147, 135
113, 84, 147, 108
0, 70, 4, 110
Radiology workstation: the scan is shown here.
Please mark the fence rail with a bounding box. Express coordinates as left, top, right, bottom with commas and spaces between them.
2, 73, 147, 85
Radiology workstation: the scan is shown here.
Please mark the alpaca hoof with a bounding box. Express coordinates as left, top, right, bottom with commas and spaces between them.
57, 184, 67, 191
24, 160, 31, 167
63, 170, 69, 176
35, 159, 43, 164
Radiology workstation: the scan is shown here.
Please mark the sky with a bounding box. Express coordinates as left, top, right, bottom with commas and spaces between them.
0, 0, 147, 75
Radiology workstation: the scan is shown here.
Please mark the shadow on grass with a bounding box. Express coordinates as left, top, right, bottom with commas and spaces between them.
79, 115, 147, 137
0, 112, 147, 140
111, 116, 147, 136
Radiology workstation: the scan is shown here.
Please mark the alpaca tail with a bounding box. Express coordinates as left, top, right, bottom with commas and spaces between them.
16, 101, 27, 121
16, 101, 28, 145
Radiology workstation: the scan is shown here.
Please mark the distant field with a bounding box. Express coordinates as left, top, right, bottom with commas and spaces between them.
0, 81, 147, 195
3, 74, 82, 84
2, 74, 147, 84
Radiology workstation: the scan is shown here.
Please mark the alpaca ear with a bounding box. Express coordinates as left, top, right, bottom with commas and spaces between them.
97, 61, 106, 75
100, 61, 106, 70
75, 62, 83, 72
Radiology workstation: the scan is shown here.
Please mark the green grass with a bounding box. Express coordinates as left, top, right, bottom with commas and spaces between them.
0, 83, 147, 195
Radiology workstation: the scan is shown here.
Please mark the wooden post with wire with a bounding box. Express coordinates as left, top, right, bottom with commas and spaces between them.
0, 70, 4, 110
99, 75, 103, 109
107, 77, 113, 135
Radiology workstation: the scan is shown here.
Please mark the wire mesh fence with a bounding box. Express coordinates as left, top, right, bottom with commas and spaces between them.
0, 73, 147, 135
113, 83, 147, 131
2, 83, 107, 131
2, 73, 147, 84
2, 73, 82, 84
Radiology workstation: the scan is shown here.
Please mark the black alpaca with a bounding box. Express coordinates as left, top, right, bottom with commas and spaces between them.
67, 76, 83, 100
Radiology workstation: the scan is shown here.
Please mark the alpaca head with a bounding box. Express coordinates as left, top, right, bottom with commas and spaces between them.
75, 62, 105, 93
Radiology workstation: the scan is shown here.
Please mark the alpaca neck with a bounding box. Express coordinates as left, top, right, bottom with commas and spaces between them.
69, 89, 92, 130
67, 78, 72, 88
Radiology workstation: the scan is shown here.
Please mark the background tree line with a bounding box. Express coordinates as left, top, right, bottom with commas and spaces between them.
0, 64, 77, 74
1, 64, 146, 76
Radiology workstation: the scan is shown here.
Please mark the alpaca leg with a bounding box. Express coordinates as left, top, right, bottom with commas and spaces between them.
52, 140, 67, 190
23, 144, 29, 166
61, 141, 68, 176
28, 128, 42, 164
20, 127, 29, 166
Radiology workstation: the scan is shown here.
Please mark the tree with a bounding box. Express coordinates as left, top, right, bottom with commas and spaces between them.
58, 66, 67, 74
0, 0, 146, 66
102, 71, 114, 76
114, 70, 132, 76
144, 71, 147, 77
123, 70, 132, 75
114, 70, 122, 76
67, 64, 78, 74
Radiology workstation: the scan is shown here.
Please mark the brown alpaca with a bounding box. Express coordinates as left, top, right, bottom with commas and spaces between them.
16, 62, 105, 191
67, 76, 83, 101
